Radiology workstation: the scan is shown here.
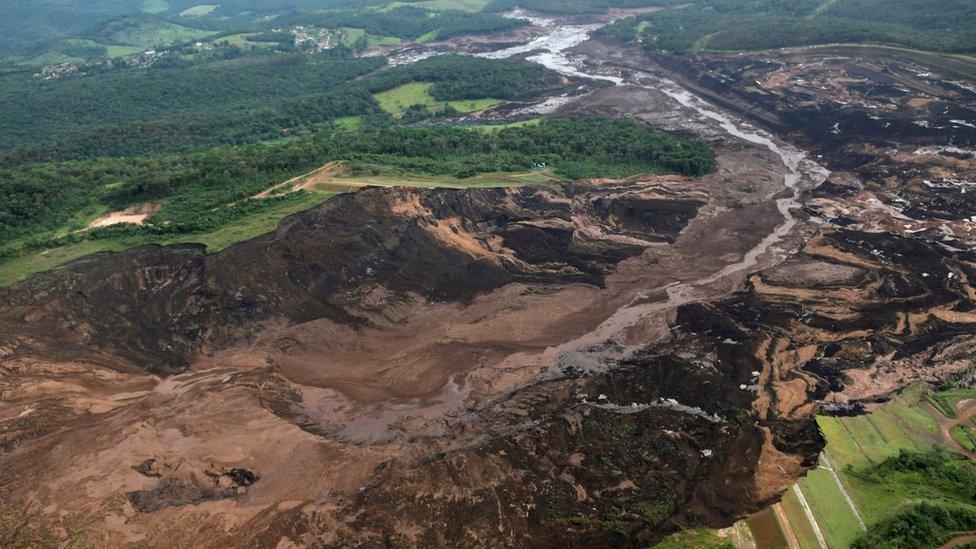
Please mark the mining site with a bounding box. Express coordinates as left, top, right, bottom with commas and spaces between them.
2, 2, 976, 547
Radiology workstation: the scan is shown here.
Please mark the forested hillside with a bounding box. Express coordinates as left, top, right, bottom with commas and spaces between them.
485, 0, 682, 15
274, 6, 526, 42
0, 54, 547, 163
597, 0, 976, 53
0, 117, 713, 283
0, 0, 373, 55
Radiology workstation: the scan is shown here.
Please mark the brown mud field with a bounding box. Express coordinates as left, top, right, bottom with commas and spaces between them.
4, 16, 976, 549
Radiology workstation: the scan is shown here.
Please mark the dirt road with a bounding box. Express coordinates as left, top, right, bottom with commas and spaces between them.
772, 503, 802, 549
938, 533, 976, 549
923, 399, 976, 460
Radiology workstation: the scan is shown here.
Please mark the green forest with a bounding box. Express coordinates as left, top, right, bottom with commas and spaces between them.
274, 6, 526, 42
851, 449, 976, 548
0, 117, 713, 281
0, 54, 546, 163
596, 0, 976, 54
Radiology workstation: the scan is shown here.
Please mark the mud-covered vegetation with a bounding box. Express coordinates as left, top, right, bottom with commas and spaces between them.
597, 0, 976, 53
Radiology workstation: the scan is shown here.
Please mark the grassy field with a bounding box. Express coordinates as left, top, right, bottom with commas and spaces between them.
340, 168, 556, 188
105, 44, 143, 58
213, 33, 276, 48
469, 119, 542, 132
366, 33, 402, 46
795, 466, 861, 547
334, 115, 364, 131
659, 382, 976, 548
24, 51, 84, 66
416, 30, 440, 43
109, 22, 216, 48
925, 388, 976, 418
780, 488, 823, 549
141, 0, 169, 13
374, 82, 504, 116
381, 0, 490, 12
180, 4, 218, 17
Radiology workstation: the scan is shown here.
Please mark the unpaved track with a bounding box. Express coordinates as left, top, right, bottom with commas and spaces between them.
252, 161, 347, 199
772, 503, 802, 549
939, 533, 976, 549
793, 484, 829, 549
820, 451, 866, 531
924, 399, 976, 460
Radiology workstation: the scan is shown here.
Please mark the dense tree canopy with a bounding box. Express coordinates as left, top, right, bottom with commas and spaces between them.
596, 0, 976, 53
0, 54, 546, 163
0, 117, 714, 255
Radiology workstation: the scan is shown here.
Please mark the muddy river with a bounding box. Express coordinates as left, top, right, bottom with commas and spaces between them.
470, 11, 829, 346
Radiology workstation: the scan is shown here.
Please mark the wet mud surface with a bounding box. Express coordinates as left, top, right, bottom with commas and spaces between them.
3, 15, 976, 548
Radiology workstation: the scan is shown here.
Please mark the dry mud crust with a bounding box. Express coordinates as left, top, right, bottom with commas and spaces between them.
638, 43, 976, 236
0, 185, 636, 375
0, 156, 812, 546
721, 228, 976, 407
647, 47, 976, 157
295, 358, 820, 548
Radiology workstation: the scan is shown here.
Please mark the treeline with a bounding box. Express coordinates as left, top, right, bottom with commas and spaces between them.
596, 0, 976, 54
0, 49, 384, 154
321, 117, 715, 179
273, 6, 527, 42
2, 88, 382, 164
0, 117, 714, 252
485, 0, 684, 15
0, 0, 145, 55
0, 54, 547, 163
851, 449, 976, 548
853, 503, 976, 549
361, 54, 546, 101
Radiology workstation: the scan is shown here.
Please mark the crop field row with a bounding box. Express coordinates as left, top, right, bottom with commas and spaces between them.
658, 383, 976, 548
775, 383, 976, 548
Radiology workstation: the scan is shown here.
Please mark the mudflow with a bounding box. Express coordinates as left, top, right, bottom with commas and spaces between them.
3, 13, 976, 548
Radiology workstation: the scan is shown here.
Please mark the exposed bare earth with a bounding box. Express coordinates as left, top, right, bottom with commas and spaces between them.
87, 203, 160, 229
4, 17, 976, 549
251, 161, 349, 199
0, 150, 822, 546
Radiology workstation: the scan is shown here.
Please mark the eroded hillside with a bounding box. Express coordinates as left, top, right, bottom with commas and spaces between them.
3, 7, 976, 548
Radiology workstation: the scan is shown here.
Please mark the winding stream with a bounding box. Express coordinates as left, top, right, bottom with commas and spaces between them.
394, 12, 828, 345
479, 14, 825, 343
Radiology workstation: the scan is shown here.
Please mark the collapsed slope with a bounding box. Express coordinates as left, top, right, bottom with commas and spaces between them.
1, 152, 825, 545
6, 20, 976, 547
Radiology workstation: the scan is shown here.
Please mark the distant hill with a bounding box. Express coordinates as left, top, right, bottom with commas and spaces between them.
0, 0, 371, 55
597, 0, 976, 54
